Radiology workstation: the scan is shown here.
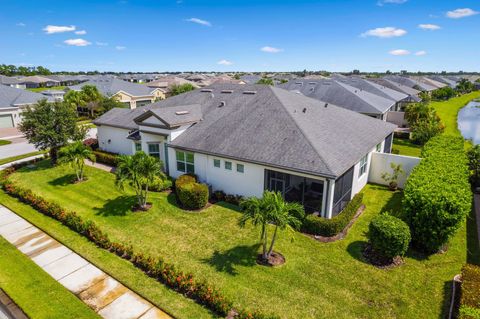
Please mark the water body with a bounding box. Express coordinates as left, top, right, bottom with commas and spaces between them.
458, 100, 480, 145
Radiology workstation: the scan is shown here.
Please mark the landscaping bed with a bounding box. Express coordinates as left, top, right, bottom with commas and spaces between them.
2, 161, 478, 318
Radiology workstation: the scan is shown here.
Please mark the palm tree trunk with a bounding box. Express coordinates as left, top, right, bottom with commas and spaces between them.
267, 226, 278, 257
262, 225, 268, 261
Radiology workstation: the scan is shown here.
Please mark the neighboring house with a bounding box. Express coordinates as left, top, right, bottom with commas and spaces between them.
0, 85, 53, 128
384, 75, 437, 92
278, 78, 396, 120
426, 75, 458, 88
40, 90, 65, 101
17, 75, 60, 89
69, 77, 165, 109
94, 84, 396, 218
411, 76, 448, 90
0, 75, 27, 89
45, 75, 86, 86
146, 77, 199, 96
240, 74, 263, 84
367, 78, 422, 103
119, 73, 158, 83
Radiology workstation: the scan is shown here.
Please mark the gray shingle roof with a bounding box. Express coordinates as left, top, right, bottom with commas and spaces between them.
69, 77, 156, 97
135, 104, 202, 128
0, 75, 22, 85
367, 78, 422, 102
96, 84, 396, 178
384, 75, 437, 92
278, 79, 395, 115
332, 75, 409, 102
0, 85, 53, 109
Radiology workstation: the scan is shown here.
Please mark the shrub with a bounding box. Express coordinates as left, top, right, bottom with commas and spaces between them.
93, 150, 118, 166
302, 193, 363, 237
459, 264, 480, 319
174, 174, 197, 188
148, 175, 173, 192
177, 181, 209, 210
367, 214, 411, 259
403, 135, 472, 253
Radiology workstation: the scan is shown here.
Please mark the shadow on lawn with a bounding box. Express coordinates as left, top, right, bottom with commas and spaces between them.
202, 243, 260, 276
48, 174, 77, 186
93, 195, 137, 216
346, 240, 369, 265
466, 205, 480, 265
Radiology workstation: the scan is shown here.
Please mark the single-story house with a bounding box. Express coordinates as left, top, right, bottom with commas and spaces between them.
0, 75, 26, 89
278, 79, 396, 120
40, 90, 65, 101
17, 75, 60, 89
367, 78, 422, 103
0, 85, 53, 128
384, 75, 437, 92
94, 84, 396, 218
69, 77, 165, 109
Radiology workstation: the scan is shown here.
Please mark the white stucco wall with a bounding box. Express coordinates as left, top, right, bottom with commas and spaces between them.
97, 126, 134, 155
350, 140, 385, 198
140, 132, 166, 163
368, 152, 421, 189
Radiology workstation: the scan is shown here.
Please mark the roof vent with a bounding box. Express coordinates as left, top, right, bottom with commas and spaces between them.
324, 103, 328, 108
308, 82, 317, 85
201, 89, 213, 92
221, 90, 233, 94
219, 101, 226, 107
175, 111, 190, 115
302, 108, 307, 113
243, 90, 257, 95
295, 82, 303, 85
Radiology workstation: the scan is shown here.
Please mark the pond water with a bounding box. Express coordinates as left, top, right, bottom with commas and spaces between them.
458, 100, 480, 145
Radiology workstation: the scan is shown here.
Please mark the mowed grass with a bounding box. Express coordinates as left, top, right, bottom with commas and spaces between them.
5, 162, 479, 319
0, 236, 99, 319
0, 140, 12, 146
0, 151, 47, 166
392, 138, 423, 157
27, 85, 66, 93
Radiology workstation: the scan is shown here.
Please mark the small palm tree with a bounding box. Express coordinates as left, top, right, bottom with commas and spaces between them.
115, 152, 163, 210
58, 141, 96, 182
240, 191, 304, 262
63, 90, 86, 114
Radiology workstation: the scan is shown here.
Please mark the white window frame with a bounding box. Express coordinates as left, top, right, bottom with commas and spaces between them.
359, 155, 368, 177
148, 143, 160, 158
176, 151, 194, 173
134, 142, 142, 152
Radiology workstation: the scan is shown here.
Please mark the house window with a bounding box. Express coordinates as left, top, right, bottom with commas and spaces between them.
237, 163, 244, 173
148, 143, 160, 158
376, 143, 382, 152
359, 155, 368, 177
213, 159, 220, 168
176, 151, 194, 173
225, 161, 232, 170
135, 142, 142, 152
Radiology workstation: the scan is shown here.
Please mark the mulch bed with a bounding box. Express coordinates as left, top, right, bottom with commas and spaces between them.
362, 243, 404, 269
305, 204, 366, 243
256, 251, 286, 267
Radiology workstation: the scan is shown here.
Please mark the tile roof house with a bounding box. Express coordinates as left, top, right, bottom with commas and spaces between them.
69, 77, 165, 109
94, 84, 396, 218
0, 85, 53, 128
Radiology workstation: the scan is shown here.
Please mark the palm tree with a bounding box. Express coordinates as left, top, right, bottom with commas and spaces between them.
115, 152, 163, 210
240, 191, 304, 262
63, 90, 86, 114
58, 141, 96, 182
81, 85, 102, 117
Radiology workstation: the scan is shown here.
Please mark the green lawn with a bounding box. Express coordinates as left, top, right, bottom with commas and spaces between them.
0, 151, 47, 166
392, 138, 423, 157
27, 85, 66, 93
0, 236, 99, 319
4, 161, 479, 319
0, 140, 12, 146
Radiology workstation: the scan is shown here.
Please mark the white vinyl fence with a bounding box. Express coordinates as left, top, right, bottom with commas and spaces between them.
368, 152, 421, 189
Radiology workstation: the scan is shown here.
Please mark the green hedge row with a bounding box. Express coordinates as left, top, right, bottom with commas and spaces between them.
92, 150, 118, 166
403, 135, 472, 253
175, 174, 209, 210
302, 193, 364, 237
459, 264, 480, 319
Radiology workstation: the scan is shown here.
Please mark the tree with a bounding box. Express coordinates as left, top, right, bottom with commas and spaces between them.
58, 142, 96, 182
431, 87, 456, 101
256, 78, 274, 86
115, 152, 163, 210
405, 102, 444, 144
81, 85, 103, 117
169, 83, 196, 96
381, 162, 405, 191
19, 100, 86, 165
456, 79, 476, 94
240, 191, 304, 262
467, 145, 480, 187
63, 90, 86, 112
97, 96, 127, 115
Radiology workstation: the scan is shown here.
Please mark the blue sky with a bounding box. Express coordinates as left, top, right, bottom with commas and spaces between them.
0, 0, 479, 72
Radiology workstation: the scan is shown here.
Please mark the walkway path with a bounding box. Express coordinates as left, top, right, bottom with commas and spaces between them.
85, 160, 116, 173
0, 205, 171, 319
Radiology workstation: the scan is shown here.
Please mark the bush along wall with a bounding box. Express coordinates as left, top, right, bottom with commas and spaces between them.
0, 163, 277, 319
402, 135, 472, 253
302, 193, 364, 237
92, 150, 118, 166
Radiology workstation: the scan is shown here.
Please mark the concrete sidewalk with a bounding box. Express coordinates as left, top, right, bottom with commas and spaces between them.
0, 205, 171, 319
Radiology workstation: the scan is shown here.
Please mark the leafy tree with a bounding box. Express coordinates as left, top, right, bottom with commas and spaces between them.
467, 145, 480, 187
19, 100, 86, 165
240, 191, 304, 262
431, 87, 456, 101
256, 78, 274, 86
115, 152, 163, 210
456, 79, 476, 94
169, 83, 196, 96
81, 85, 103, 117
58, 142, 96, 182
97, 96, 127, 115
405, 102, 444, 144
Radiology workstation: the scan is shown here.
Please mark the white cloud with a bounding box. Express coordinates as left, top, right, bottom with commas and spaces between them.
260, 46, 283, 53
389, 49, 410, 56
418, 24, 441, 30
377, 0, 407, 6
446, 8, 479, 19
361, 27, 407, 38
75, 30, 86, 35
43, 25, 76, 34
96, 41, 108, 46
115, 46, 126, 50
217, 59, 233, 66
186, 18, 211, 26
16, 22, 26, 27
64, 38, 91, 46
415, 50, 427, 56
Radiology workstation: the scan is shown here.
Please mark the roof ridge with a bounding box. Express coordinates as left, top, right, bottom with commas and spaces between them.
336, 81, 395, 111
269, 86, 336, 177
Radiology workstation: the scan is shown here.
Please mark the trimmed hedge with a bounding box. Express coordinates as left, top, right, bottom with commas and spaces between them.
92, 150, 118, 166
302, 193, 364, 237
175, 174, 209, 210
212, 190, 244, 206
367, 214, 411, 259
459, 264, 480, 319
0, 162, 276, 319
403, 135, 472, 253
